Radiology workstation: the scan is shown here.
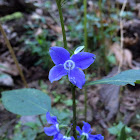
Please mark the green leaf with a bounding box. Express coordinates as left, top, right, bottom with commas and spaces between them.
108, 122, 131, 137
108, 122, 124, 136
119, 126, 127, 140
50, 108, 71, 124
86, 70, 140, 86
1, 88, 51, 116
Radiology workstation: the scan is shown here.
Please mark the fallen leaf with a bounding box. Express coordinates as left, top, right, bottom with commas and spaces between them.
0, 73, 14, 87
110, 43, 136, 68
99, 67, 120, 121
0, 62, 19, 76
49, 25, 62, 33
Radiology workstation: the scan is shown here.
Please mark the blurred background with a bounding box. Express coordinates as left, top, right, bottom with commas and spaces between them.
0, 0, 140, 140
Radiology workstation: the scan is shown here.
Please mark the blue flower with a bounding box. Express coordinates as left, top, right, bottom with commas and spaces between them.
44, 112, 60, 136
76, 122, 104, 140
53, 133, 63, 140
49, 47, 95, 89
91, 134, 104, 140
62, 136, 75, 140
53, 133, 75, 140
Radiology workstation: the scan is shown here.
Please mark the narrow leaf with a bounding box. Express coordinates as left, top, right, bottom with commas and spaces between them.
119, 126, 127, 140
2, 88, 51, 116
86, 70, 140, 86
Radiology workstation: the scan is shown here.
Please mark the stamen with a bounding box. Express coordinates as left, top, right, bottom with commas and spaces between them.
56, 124, 59, 131
82, 132, 89, 139
63, 136, 71, 140
64, 60, 75, 70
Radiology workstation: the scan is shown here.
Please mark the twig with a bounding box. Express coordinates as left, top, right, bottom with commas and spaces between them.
39, 115, 45, 127
118, 0, 128, 73
0, 23, 28, 88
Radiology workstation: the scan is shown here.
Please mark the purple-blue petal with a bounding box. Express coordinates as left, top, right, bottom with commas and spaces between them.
68, 68, 85, 89
88, 134, 96, 140
44, 125, 59, 136
71, 136, 75, 140
50, 47, 70, 65
76, 126, 82, 135
46, 112, 58, 124
71, 52, 96, 70
82, 121, 91, 133
91, 134, 104, 140
49, 64, 67, 83
53, 133, 63, 140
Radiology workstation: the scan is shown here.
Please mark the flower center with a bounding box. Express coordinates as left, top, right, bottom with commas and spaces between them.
82, 132, 89, 139
56, 124, 59, 131
63, 136, 71, 140
64, 60, 75, 70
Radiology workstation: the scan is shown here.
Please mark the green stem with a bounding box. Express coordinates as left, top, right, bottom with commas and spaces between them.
84, 79, 87, 121
71, 84, 77, 140
98, 0, 108, 74
84, 0, 88, 121
84, 0, 88, 51
56, 1, 67, 49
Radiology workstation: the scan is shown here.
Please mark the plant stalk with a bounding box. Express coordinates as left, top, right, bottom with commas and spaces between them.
0, 23, 28, 88
71, 84, 77, 140
56, 1, 67, 49
84, 0, 88, 121
98, 0, 108, 74
84, 0, 87, 51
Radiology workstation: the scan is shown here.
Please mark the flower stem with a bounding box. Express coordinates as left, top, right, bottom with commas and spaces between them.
84, 83, 87, 121
71, 84, 77, 140
98, 0, 108, 74
84, 0, 87, 51
84, 0, 88, 121
56, 1, 67, 49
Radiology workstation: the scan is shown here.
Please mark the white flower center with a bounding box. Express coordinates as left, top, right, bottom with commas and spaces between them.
63, 136, 71, 140
56, 124, 59, 131
82, 132, 89, 139
64, 60, 75, 70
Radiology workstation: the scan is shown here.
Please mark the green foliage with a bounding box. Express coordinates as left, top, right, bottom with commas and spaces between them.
0, 12, 23, 23
119, 126, 127, 140
12, 117, 45, 140
50, 108, 71, 125
107, 54, 116, 65
108, 122, 132, 139
13, 126, 37, 140
25, 30, 51, 68
1, 88, 51, 116
86, 70, 140, 86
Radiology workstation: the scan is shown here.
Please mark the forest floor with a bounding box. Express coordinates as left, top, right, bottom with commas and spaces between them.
0, 0, 140, 140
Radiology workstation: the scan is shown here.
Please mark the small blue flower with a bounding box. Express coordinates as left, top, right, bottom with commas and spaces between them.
62, 136, 75, 140
44, 112, 60, 136
49, 47, 95, 89
92, 134, 104, 140
53, 133, 63, 140
76, 122, 104, 140
53, 133, 75, 140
